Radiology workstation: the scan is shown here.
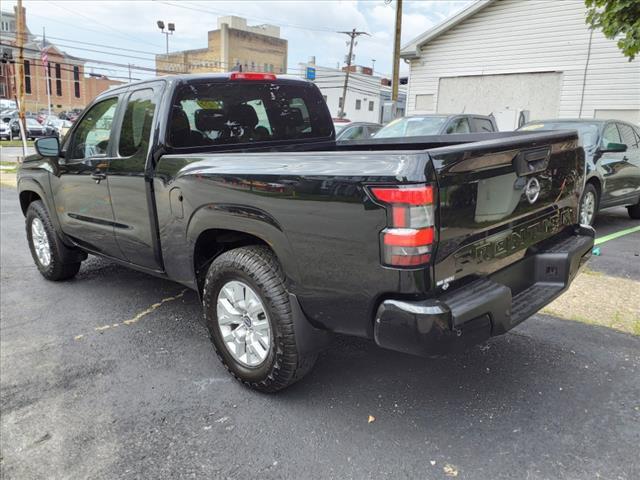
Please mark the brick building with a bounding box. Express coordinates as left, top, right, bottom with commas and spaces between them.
1, 7, 123, 113
155, 16, 288, 75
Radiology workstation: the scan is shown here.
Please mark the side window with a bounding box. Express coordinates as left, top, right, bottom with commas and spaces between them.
602, 123, 621, 146
633, 127, 640, 148
446, 117, 470, 134
69, 97, 118, 160
474, 118, 495, 132
114, 89, 157, 172
341, 126, 365, 140
617, 123, 637, 149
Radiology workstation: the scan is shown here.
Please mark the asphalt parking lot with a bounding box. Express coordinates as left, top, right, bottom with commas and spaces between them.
1, 185, 639, 479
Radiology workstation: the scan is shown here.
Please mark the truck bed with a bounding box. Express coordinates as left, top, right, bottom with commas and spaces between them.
154, 129, 584, 338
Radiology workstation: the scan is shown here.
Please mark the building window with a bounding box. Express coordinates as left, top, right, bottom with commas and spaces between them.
338, 97, 343, 109
47, 63, 52, 95
73, 66, 80, 98
269, 64, 274, 72
368, 100, 374, 111
24, 60, 31, 94
355, 99, 361, 110
55, 63, 62, 96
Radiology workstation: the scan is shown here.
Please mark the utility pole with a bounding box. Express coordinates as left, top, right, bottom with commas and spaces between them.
15, 0, 28, 157
391, 0, 403, 102
337, 28, 369, 119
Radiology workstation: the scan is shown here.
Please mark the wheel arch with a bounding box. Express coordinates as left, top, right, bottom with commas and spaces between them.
187, 204, 301, 295
584, 176, 602, 206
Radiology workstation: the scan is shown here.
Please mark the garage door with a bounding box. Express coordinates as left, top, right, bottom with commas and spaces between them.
437, 72, 562, 131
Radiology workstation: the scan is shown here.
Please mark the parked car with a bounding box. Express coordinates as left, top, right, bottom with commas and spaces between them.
44, 117, 73, 138
10, 118, 46, 140
18, 73, 593, 392
332, 118, 352, 134
518, 119, 640, 224
335, 122, 382, 141
0, 121, 10, 140
36, 110, 49, 125
59, 109, 83, 122
375, 114, 498, 138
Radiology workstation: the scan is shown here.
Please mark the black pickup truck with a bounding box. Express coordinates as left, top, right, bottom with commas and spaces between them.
18, 73, 594, 392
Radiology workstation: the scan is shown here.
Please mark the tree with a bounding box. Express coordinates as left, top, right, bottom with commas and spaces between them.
585, 0, 640, 61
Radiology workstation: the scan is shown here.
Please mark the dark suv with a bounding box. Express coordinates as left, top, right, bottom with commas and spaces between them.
518, 119, 640, 224
375, 114, 497, 138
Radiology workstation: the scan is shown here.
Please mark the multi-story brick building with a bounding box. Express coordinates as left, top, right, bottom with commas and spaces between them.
1, 7, 123, 113
156, 16, 288, 75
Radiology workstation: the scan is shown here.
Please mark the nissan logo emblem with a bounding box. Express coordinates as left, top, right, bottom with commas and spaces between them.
525, 177, 541, 204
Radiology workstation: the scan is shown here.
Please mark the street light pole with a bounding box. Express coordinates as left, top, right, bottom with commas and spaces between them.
157, 20, 175, 54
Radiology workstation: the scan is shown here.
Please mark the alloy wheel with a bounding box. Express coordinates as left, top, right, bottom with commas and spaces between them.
580, 191, 596, 225
216, 280, 271, 367
31, 217, 51, 267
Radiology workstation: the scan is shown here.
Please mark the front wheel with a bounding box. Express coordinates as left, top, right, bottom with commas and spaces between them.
628, 201, 640, 220
202, 246, 317, 392
579, 183, 598, 226
26, 200, 83, 281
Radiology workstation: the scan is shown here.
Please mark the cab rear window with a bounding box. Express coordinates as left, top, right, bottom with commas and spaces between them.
169, 81, 332, 147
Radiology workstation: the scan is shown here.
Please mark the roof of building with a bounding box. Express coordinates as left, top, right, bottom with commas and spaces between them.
400, 0, 495, 59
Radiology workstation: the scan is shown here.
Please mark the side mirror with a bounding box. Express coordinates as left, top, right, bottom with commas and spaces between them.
35, 136, 60, 158
599, 142, 627, 153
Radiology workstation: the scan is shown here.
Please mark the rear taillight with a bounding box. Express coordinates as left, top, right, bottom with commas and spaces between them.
370, 184, 435, 268
229, 72, 277, 81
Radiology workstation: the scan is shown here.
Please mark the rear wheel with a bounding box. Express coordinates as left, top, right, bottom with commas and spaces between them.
579, 183, 598, 226
26, 200, 83, 281
628, 200, 640, 220
202, 246, 317, 392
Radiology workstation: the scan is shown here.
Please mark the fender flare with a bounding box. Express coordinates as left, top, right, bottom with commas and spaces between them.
186, 203, 302, 288
17, 177, 69, 244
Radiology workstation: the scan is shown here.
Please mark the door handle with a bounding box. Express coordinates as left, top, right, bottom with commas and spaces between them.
92, 171, 106, 184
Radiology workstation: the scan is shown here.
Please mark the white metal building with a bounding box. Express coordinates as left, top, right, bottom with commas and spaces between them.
298, 63, 406, 123
401, 0, 640, 130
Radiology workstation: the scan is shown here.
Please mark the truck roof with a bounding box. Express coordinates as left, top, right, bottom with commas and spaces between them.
101, 73, 312, 97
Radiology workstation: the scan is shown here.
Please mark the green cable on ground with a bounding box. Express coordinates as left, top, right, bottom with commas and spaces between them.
594, 225, 640, 246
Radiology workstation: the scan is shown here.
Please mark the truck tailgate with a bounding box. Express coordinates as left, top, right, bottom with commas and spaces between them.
429, 131, 584, 291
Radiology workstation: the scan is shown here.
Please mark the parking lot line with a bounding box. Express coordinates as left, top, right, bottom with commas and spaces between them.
594, 225, 640, 246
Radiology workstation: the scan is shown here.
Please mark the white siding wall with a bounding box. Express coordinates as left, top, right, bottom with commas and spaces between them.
406, 0, 640, 121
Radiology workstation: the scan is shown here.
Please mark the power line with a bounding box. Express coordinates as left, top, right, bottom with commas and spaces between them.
44, 0, 163, 49
157, 0, 338, 33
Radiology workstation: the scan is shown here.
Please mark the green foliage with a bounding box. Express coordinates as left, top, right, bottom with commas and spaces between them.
585, 0, 640, 61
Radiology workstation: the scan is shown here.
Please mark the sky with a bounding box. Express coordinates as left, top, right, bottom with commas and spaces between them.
2, 0, 471, 81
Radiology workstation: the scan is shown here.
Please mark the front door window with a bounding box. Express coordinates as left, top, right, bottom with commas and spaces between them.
69, 97, 118, 160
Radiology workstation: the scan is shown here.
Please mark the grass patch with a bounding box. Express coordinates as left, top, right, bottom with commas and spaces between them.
542, 271, 640, 336
0, 161, 17, 173
0, 140, 34, 147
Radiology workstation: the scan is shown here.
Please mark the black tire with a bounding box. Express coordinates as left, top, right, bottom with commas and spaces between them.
26, 200, 83, 281
202, 246, 317, 392
628, 201, 640, 220
579, 183, 599, 226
